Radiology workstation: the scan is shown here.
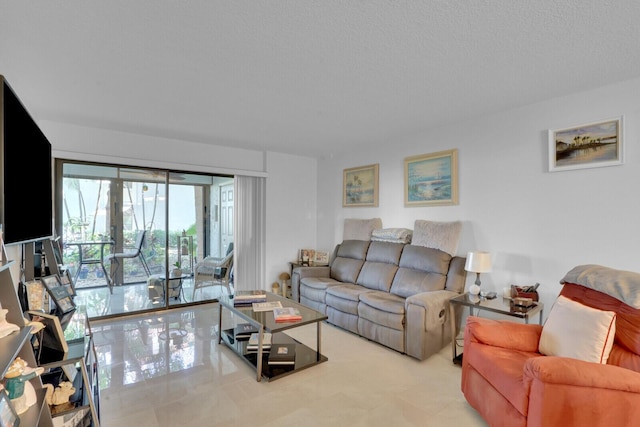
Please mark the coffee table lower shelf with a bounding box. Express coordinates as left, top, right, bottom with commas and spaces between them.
219, 328, 328, 382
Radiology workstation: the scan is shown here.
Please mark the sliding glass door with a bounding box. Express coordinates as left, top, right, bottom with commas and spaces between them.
55, 160, 234, 319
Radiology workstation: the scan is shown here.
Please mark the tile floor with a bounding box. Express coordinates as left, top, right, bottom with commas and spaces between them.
92, 304, 487, 427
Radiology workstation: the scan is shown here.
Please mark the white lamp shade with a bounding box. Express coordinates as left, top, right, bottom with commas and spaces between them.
465, 251, 492, 273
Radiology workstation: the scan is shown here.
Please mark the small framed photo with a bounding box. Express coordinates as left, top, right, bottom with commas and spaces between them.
314, 251, 329, 265
0, 389, 19, 426
59, 269, 76, 297
405, 149, 458, 206
41, 275, 76, 314
548, 116, 623, 172
298, 249, 315, 266
343, 164, 379, 207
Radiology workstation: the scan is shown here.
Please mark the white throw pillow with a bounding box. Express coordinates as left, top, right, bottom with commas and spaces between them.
539, 295, 616, 364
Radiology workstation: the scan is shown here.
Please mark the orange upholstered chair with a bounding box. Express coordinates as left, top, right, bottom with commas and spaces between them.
461, 265, 640, 427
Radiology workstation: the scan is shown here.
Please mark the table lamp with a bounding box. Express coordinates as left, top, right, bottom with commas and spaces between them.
465, 251, 492, 295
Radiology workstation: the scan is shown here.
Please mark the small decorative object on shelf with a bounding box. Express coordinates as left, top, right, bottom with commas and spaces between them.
3, 356, 44, 414
43, 381, 76, 406
0, 308, 19, 339
273, 307, 302, 323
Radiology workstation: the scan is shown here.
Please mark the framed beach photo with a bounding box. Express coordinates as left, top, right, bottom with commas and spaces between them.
404, 149, 458, 206
548, 117, 623, 172
343, 164, 379, 207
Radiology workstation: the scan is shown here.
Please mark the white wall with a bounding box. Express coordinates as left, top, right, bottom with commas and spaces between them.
316, 77, 640, 314
265, 152, 317, 288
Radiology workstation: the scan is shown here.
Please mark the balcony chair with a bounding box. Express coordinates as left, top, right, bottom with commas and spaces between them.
461, 264, 640, 427
192, 243, 234, 300
105, 230, 151, 292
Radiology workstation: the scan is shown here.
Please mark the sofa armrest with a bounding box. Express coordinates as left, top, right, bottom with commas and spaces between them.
291, 266, 331, 302
406, 290, 458, 331
524, 357, 640, 426
464, 316, 542, 353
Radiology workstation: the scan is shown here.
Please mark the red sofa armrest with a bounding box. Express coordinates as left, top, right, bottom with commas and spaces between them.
464, 316, 543, 353
524, 357, 640, 426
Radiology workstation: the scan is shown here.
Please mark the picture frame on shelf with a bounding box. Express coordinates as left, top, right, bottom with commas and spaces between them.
313, 251, 329, 265
59, 269, 76, 297
298, 249, 315, 266
41, 274, 76, 314
404, 149, 458, 206
548, 116, 623, 172
25, 279, 46, 312
343, 164, 379, 207
26, 310, 69, 355
0, 389, 19, 427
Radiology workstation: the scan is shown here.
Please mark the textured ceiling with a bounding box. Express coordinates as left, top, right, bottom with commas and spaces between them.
2, 1, 640, 159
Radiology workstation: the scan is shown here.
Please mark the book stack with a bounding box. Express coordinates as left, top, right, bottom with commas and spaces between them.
233, 290, 267, 306
268, 343, 296, 365
245, 333, 272, 353
273, 307, 302, 323
234, 323, 259, 340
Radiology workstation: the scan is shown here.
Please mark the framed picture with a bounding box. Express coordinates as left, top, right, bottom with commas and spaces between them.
26, 311, 69, 355
59, 269, 76, 297
41, 275, 76, 314
404, 149, 458, 206
0, 389, 19, 427
298, 249, 315, 265
314, 251, 329, 266
343, 164, 379, 207
548, 116, 623, 172
25, 280, 46, 312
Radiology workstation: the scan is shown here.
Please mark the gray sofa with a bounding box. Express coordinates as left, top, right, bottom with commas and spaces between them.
291, 240, 467, 360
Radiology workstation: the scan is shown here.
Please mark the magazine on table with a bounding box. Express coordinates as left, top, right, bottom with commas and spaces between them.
252, 301, 282, 312
273, 307, 302, 322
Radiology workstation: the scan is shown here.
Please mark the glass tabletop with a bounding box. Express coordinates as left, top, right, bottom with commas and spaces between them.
450, 292, 543, 319
219, 291, 327, 333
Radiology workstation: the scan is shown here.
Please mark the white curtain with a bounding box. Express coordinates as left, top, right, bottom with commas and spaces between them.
233, 175, 266, 291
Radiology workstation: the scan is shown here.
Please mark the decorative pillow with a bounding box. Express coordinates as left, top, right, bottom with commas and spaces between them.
539, 295, 617, 364
411, 220, 462, 256
343, 218, 382, 241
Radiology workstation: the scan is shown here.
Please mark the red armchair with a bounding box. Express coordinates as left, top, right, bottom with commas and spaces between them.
461, 266, 640, 427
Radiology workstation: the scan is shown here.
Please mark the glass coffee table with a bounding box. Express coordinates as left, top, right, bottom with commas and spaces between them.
217, 291, 328, 382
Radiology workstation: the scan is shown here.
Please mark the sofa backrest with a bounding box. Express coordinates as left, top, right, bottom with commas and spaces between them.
355, 241, 404, 292
390, 245, 451, 298
330, 240, 370, 284
560, 282, 640, 373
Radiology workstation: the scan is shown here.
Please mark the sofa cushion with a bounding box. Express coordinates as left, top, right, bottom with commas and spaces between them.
355, 242, 403, 292
326, 284, 370, 315
539, 295, 616, 364
358, 291, 406, 329
330, 240, 370, 283
390, 245, 450, 298
300, 277, 343, 303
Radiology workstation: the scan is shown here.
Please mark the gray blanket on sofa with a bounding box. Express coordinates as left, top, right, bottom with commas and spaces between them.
560, 264, 640, 309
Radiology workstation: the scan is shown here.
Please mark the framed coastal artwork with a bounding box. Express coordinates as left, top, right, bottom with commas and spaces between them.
404, 149, 458, 206
548, 117, 623, 172
343, 164, 379, 207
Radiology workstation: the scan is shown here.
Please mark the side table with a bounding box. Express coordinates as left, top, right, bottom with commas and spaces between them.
449, 292, 544, 365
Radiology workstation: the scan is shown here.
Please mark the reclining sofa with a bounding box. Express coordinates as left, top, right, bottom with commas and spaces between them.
291, 239, 467, 360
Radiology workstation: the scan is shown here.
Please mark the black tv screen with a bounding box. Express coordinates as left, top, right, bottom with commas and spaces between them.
1, 77, 53, 245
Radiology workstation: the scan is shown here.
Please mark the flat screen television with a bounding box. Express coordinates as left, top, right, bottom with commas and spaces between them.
0, 76, 53, 245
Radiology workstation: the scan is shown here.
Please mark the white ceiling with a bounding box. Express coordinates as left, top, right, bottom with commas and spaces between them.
2, 1, 640, 159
